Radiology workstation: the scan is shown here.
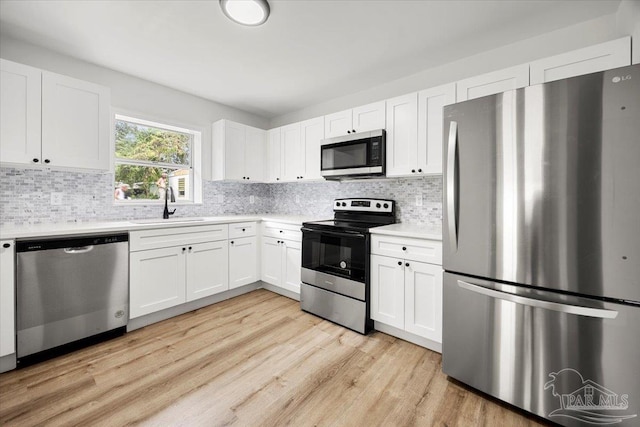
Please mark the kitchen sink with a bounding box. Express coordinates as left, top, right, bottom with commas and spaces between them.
130, 217, 206, 225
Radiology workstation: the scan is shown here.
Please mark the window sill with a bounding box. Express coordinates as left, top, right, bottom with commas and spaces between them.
113, 200, 202, 207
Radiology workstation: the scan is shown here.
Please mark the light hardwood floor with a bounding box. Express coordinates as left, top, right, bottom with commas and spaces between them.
0, 289, 549, 426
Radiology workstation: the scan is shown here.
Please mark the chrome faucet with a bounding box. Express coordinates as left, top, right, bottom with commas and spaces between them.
163, 186, 176, 219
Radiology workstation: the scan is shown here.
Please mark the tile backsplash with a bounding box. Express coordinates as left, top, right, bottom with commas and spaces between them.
0, 167, 442, 228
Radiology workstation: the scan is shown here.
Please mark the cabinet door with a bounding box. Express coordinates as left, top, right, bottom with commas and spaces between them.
404, 261, 443, 342
417, 83, 456, 175
41, 71, 110, 170
385, 93, 418, 177
224, 121, 246, 180
130, 246, 186, 318
324, 109, 352, 138
261, 237, 282, 286
456, 64, 529, 102
370, 254, 405, 329
245, 126, 266, 182
186, 241, 228, 301
267, 128, 282, 182
280, 122, 302, 181
300, 116, 324, 181
0, 240, 15, 357
281, 239, 302, 293
0, 59, 42, 166
352, 101, 386, 133
530, 37, 630, 85
229, 236, 258, 289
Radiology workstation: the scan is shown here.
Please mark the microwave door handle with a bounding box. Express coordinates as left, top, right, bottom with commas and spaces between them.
301, 228, 366, 239
446, 121, 458, 251
457, 280, 618, 319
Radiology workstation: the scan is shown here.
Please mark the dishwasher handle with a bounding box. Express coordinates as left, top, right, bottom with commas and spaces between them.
63, 245, 94, 254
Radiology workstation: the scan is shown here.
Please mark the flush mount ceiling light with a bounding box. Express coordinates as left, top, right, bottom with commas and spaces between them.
220, 0, 270, 26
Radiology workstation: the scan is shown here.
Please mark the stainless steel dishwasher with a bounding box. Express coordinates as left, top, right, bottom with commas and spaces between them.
16, 233, 129, 364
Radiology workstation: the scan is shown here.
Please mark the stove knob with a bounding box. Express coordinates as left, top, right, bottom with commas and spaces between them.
376, 203, 381, 208
336, 202, 340, 207
383, 203, 389, 209
341, 202, 347, 207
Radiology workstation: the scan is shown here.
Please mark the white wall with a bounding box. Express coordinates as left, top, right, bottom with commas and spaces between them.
270, 11, 635, 128
0, 35, 270, 180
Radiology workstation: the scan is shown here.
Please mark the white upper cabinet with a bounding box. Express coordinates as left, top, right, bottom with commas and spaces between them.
280, 122, 301, 181
275, 117, 324, 182
212, 119, 266, 182
385, 93, 418, 177
530, 36, 631, 85
0, 59, 41, 165
267, 128, 282, 182
245, 126, 266, 182
456, 64, 529, 102
0, 59, 110, 171
352, 101, 386, 133
41, 72, 111, 170
300, 116, 324, 181
416, 83, 456, 175
324, 101, 385, 138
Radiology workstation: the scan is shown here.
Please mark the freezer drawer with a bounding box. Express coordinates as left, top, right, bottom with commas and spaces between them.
443, 272, 639, 426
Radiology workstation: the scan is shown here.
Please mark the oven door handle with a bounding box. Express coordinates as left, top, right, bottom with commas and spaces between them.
301, 227, 366, 239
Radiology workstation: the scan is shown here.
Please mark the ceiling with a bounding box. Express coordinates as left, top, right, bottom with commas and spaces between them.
0, 0, 621, 119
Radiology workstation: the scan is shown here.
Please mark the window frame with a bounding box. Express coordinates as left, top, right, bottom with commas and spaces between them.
111, 111, 203, 205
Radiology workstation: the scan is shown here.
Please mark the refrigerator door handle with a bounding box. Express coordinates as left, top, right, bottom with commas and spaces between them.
447, 121, 458, 251
457, 280, 619, 319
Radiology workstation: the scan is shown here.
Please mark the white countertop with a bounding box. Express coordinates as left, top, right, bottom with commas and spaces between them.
0, 215, 318, 240
370, 223, 442, 241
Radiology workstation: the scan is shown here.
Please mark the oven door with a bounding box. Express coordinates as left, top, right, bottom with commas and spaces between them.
301, 227, 368, 300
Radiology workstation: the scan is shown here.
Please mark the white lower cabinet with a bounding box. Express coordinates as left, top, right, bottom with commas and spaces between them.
186, 241, 229, 301
130, 246, 187, 318
370, 234, 443, 346
229, 236, 258, 289
0, 240, 15, 359
261, 236, 301, 294
129, 226, 231, 318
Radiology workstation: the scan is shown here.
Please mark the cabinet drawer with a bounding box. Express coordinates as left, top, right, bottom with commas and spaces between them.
229, 221, 257, 238
130, 224, 229, 252
262, 221, 302, 241
371, 235, 442, 265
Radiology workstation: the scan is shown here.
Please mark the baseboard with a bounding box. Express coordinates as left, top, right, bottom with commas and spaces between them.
127, 282, 262, 331
373, 321, 442, 353
260, 282, 300, 301
0, 352, 17, 373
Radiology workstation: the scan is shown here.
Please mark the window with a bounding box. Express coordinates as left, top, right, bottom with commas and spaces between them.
114, 114, 201, 203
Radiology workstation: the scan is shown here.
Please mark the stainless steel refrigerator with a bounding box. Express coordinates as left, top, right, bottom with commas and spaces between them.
442, 64, 639, 426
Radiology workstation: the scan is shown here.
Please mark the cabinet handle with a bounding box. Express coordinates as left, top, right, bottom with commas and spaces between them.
352, 129, 356, 133
242, 228, 246, 232
405, 262, 410, 267
411, 169, 415, 173
402, 247, 406, 251
276, 178, 280, 181
44, 159, 51, 164
188, 246, 192, 250
33, 158, 40, 163
2, 243, 10, 248
418, 169, 422, 173
247, 177, 250, 180
347, 130, 351, 134
300, 176, 303, 179
279, 230, 283, 233
230, 241, 234, 245
397, 261, 402, 266
182, 247, 186, 252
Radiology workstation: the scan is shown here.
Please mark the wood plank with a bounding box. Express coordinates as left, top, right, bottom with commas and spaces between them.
0, 289, 549, 426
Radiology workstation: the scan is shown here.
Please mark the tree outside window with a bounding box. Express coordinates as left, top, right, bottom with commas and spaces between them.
114, 115, 195, 202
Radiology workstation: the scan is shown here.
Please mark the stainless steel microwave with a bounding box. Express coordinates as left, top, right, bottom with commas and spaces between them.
320, 129, 385, 180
